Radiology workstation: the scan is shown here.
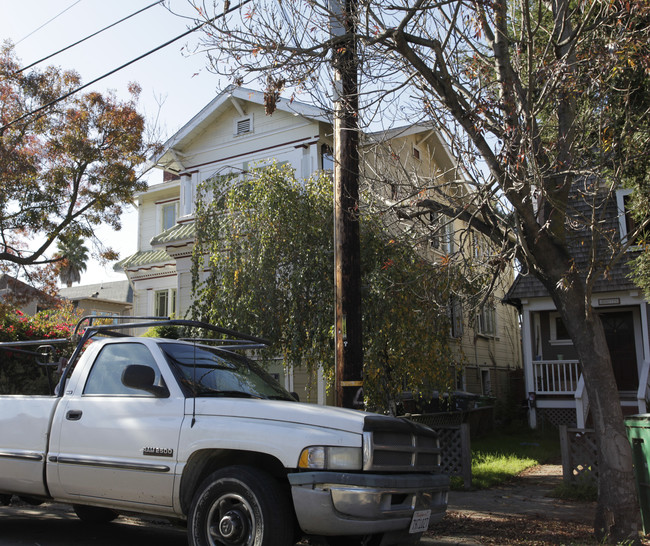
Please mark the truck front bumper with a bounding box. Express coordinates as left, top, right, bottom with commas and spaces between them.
288, 471, 449, 538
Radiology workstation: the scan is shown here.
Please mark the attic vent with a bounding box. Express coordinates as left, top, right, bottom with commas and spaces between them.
235, 117, 252, 136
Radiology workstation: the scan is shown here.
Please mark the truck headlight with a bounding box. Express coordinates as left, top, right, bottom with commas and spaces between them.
298, 446, 362, 470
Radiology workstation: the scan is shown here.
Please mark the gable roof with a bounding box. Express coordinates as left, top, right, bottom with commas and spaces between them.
58, 280, 133, 304
155, 85, 330, 173
0, 274, 58, 307
150, 221, 196, 247
114, 249, 174, 271
505, 184, 642, 306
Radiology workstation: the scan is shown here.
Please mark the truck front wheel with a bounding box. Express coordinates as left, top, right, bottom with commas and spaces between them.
188, 465, 293, 546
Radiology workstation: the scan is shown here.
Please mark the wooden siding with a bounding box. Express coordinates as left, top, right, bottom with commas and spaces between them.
137, 185, 180, 252
175, 103, 319, 171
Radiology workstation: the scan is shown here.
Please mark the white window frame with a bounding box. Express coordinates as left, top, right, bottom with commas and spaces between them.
321, 144, 334, 171
481, 369, 492, 396
427, 213, 455, 254
158, 200, 179, 233
441, 217, 455, 255
449, 298, 463, 338
616, 189, 641, 250
549, 311, 573, 346
477, 305, 497, 338
154, 288, 177, 317
472, 230, 490, 259
90, 310, 120, 325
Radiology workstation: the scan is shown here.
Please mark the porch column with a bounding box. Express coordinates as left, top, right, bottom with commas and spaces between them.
180, 174, 192, 217
146, 288, 154, 316
641, 302, 650, 363
521, 308, 537, 428
317, 365, 326, 405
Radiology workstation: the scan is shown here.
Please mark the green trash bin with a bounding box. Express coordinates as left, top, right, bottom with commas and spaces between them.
625, 414, 650, 534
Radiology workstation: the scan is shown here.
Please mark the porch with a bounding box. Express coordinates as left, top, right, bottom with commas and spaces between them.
529, 358, 650, 428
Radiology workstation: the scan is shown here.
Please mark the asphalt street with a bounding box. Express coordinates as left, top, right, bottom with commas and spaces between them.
0, 500, 438, 546
0, 501, 187, 546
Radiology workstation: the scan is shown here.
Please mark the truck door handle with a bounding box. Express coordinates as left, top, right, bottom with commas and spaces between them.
66, 410, 83, 421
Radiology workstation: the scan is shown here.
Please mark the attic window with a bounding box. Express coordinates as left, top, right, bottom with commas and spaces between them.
235, 116, 252, 136
413, 147, 421, 160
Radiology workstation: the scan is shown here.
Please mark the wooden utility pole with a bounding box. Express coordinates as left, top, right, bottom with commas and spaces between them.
330, 0, 363, 409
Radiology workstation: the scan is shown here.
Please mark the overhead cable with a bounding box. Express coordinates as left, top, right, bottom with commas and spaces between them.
1, 0, 250, 133
14, 0, 84, 46
13, 0, 165, 75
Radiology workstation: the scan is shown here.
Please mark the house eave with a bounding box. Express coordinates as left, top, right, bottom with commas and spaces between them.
153, 85, 329, 172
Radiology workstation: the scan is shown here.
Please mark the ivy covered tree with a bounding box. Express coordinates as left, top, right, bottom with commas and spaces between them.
0, 45, 157, 279
190, 163, 464, 409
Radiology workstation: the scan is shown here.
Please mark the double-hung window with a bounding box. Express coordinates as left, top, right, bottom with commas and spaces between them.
154, 289, 177, 317
477, 306, 497, 337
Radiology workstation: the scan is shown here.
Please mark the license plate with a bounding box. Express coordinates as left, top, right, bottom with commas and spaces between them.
409, 509, 431, 533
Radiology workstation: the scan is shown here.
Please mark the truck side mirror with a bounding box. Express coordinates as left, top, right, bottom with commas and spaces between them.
122, 365, 169, 398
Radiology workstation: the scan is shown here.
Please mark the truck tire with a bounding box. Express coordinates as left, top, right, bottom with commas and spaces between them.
188, 465, 293, 546
73, 504, 119, 523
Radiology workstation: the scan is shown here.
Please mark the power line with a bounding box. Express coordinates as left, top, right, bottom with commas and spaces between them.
14, 0, 165, 75
14, 0, 84, 46
1, 0, 250, 133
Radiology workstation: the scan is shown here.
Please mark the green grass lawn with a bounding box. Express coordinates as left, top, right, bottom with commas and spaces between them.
451, 427, 561, 490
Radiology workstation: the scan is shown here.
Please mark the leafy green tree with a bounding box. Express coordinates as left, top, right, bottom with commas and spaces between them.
55, 234, 89, 287
361, 218, 468, 411
190, 163, 461, 409
0, 45, 157, 274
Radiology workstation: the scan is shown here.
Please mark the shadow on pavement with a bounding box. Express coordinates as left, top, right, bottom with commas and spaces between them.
0, 501, 187, 546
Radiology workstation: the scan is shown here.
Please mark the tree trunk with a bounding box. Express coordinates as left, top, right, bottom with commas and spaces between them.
539, 265, 641, 542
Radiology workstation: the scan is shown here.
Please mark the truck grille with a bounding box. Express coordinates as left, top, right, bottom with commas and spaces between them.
362, 415, 441, 472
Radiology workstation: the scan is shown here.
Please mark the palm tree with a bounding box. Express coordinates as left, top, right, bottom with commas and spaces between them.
55, 234, 89, 287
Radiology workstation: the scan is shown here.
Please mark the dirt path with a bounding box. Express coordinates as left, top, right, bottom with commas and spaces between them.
422, 464, 647, 546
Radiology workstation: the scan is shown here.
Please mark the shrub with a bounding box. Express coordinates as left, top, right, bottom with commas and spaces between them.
0, 303, 82, 395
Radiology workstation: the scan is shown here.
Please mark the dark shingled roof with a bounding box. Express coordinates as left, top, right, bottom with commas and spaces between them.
506, 183, 642, 304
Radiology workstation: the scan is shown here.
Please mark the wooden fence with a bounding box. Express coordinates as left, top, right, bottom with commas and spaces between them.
559, 425, 598, 486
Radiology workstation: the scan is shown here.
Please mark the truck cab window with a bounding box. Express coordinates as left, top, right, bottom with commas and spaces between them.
83, 343, 164, 396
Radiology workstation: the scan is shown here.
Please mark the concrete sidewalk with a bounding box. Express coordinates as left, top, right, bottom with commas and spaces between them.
420, 464, 596, 545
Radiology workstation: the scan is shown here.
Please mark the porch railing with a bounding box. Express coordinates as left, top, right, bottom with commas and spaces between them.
636, 359, 650, 414
575, 375, 590, 429
533, 360, 581, 394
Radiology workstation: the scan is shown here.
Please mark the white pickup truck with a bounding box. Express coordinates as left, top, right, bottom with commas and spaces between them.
0, 318, 448, 546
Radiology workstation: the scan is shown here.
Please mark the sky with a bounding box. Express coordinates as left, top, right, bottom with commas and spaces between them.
1, 0, 230, 285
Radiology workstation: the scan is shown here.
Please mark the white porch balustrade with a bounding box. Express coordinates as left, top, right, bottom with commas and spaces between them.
533, 360, 581, 394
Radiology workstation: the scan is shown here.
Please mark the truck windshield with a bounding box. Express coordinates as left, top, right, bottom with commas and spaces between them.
159, 342, 295, 401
